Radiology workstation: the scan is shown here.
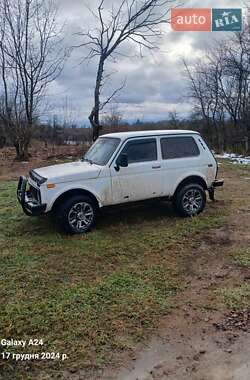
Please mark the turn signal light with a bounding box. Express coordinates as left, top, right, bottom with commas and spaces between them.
47, 183, 56, 189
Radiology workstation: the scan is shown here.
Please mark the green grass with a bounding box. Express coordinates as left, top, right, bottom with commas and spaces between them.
232, 248, 250, 268
0, 181, 227, 378
217, 285, 250, 310
217, 247, 250, 311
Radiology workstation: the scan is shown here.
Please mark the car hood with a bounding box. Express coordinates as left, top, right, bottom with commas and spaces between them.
34, 161, 101, 183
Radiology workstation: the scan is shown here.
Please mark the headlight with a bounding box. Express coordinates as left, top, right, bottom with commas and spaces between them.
29, 170, 47, 186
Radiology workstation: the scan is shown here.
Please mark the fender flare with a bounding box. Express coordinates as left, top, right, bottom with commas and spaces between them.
173, 175, 208, 198
50, 188, 101, 212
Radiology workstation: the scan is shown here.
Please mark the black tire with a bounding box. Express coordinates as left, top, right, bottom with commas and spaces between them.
174, 183, 206, 217
56, 195, 97, 234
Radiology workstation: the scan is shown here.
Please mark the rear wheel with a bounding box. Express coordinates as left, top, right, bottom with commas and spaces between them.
174, 183, 206, 217
56, 195, 97, 234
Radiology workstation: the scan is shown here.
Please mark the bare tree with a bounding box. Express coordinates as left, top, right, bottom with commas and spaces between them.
184, 53, 227, 149
75, 0, 178, 141
184, 27, 250, 152
0, 0, 66, 160
102, 102, 123, 130
168, 109, 179, 128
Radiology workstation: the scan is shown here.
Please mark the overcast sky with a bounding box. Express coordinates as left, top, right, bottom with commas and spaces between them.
46, 0, 246, 125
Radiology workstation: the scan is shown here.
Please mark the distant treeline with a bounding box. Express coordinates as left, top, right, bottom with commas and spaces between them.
1, 117, 248, 154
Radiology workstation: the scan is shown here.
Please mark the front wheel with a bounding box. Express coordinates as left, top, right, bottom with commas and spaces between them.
174, 183, 206, 217
56, 195, 97, 234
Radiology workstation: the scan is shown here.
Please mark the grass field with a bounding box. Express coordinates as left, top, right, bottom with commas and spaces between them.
0, 161, 249, 379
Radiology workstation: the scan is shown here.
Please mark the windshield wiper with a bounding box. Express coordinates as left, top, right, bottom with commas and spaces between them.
82, 157, 93, 165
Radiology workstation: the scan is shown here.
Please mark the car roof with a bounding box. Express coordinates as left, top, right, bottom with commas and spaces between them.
101, 130, 200, 140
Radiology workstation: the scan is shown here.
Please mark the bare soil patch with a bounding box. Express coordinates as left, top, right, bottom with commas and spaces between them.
0, 143, 85, 181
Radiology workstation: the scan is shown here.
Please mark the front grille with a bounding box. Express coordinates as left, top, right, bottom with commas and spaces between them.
28, 185, 41, 204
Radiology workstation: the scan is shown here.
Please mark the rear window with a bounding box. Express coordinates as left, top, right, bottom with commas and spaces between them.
161, 136, 200, 159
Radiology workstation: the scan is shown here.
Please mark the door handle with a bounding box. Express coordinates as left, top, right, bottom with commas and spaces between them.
152, 165, 161, 169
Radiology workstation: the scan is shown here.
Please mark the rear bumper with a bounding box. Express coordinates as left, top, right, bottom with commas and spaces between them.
17, 176, 47, 216
208, 179, 224, 201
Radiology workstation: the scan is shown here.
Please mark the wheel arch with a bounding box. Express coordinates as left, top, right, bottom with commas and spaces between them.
174, 175, 207, 199
51, 188, 100, 213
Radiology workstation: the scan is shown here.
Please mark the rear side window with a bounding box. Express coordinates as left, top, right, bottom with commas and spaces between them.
161, 136, 200, 159
121, 138, 157, 164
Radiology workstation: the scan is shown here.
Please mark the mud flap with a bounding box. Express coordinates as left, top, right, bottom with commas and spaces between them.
208, 188, 215, 202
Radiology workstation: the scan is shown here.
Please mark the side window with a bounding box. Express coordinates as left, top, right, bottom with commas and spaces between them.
121, 138, 157, 164
161, 136, 200, 159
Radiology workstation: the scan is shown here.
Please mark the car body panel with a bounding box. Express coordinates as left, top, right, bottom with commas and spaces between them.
35, 161, 102, 184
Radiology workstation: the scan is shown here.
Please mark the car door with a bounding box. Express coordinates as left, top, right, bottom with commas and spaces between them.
110, 137, 163, 204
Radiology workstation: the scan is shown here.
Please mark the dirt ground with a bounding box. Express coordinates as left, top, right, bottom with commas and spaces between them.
0, 144, 85, 181
90, 163, 250, 380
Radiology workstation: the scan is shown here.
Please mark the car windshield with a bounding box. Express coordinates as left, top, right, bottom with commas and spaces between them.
83, 137, 121, 166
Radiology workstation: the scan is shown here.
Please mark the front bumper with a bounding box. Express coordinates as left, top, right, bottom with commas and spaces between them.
17, 176, 47, 216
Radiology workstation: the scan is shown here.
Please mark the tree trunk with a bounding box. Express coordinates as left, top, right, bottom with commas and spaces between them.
14, 137, 30, 161
89, 58, 105, 142
89, 108, 101, 142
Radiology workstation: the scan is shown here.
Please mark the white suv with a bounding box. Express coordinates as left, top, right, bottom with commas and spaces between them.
17, 130, 223, 234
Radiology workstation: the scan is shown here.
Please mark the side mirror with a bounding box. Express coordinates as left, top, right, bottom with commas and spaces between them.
115, 153, 128, 171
